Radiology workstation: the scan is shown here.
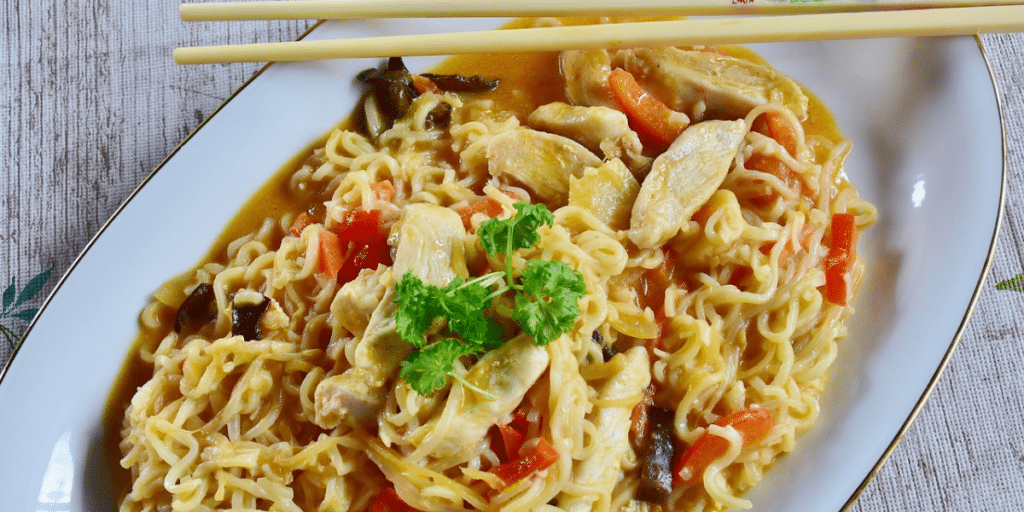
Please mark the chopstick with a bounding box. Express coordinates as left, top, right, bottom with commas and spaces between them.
174, 5, 1024, 65
179, 0, 1023, 20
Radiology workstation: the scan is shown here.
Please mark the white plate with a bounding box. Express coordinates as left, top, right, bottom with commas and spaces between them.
0, 19, 1003, 512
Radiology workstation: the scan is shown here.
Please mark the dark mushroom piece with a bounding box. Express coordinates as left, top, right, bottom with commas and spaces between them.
174, 283, 216, 333
231, 290, 271, 341
636, 406, 677, 504
356, 57, 499, 135
419, 73, 499, 93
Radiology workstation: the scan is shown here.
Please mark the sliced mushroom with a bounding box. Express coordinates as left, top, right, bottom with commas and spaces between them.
174, 283, 216, 333
231, 289, 271, 341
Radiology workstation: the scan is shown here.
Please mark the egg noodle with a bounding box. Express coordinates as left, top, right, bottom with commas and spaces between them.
117, 27, 876, 512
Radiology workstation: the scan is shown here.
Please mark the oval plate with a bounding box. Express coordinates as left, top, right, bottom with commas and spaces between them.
0, 19, 1003, 512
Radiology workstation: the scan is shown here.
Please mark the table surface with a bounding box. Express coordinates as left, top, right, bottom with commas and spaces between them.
4, 2, 1024, 511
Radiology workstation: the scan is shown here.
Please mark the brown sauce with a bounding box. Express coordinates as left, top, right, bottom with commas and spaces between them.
103, 23, 846, 504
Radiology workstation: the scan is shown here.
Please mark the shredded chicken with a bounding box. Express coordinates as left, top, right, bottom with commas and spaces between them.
559, 49, 617, 108
314, 204, 470, 429
628, 120, 748, 249
409, 334, 551, 460
559, 347, 651, 512
614, 47, 810, 122
527, 102, 651, 174
331, 266, 387, 338
486, 128, 602, 207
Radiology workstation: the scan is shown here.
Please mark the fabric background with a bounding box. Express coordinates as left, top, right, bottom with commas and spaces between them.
2, 2, 1023, 510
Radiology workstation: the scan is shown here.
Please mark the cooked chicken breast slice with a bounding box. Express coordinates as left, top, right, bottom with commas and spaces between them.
559, 49, 617, 108
331, 266, 387, 338
628, 120, 747, 249
527, 102, 651, 173
415, 334, 550, 460
487, 129, 602, 207
559, 347, 651, 512
315, 204, 470, 429
614, 47, 809, 122
569, 158, 640, 232
392, 203, 470, 285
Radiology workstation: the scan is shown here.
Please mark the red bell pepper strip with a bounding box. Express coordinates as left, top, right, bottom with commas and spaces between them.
488, 437, 560, 490
496, 423, 527, 462
369, 486, 422, 512
608, 68, 686, 150
333, 209, 392, 284
824, 212, 859, 306
674, 407, 773, 486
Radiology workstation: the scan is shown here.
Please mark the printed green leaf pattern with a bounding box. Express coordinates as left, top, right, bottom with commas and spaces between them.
1, 267, 53, 351
996, 273, 1024, 292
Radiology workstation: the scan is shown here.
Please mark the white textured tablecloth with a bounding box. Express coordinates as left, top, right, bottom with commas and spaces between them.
3, 2, 1024, 510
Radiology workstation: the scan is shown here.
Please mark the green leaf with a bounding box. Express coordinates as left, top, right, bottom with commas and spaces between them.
399, 338, 483, 396
513, 259, 586, 345
996, 274, 1024, 291
395, 273, 440, 348
477, 202, 554, 257
15, 266, 53, 307
2, 276, 14, 313
436, 274, 506, 348
12, 308, 37, 323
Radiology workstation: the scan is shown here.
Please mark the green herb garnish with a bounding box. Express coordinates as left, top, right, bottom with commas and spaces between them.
399, 338, 495, 399
394, 202, 586, 396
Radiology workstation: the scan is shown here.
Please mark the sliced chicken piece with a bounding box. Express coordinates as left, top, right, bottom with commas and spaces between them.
559, 49, 617, 108
331, 266, 387, 338
614, 47, 809, 122
527, 102, 651, 173
628, 120, 747, 249
559, 347, 651, 512
569, 158, 640, 232
487, 129, 602, 207
391, 203, 471, 284
315, 204, 470, 429
413, 334, 550, 460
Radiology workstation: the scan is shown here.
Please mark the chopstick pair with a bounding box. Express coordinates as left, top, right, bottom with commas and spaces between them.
174, 1, 1024, 65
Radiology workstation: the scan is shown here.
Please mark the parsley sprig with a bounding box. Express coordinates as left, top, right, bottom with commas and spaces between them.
395, 202, 586, 397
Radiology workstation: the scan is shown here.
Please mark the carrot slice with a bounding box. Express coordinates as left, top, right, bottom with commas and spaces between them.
674, 407, 774, 485
608, 68, 686, 150
753, 111, 799, 156
457, 197, 504, 230
371, 180, 395, 203
318, 231, 344, 281
824, 213, 859, 306
289, 211, 317, 237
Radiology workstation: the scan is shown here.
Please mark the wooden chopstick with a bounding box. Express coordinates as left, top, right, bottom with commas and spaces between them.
174, 5, 1024, 65
180, 0, 1024, 21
